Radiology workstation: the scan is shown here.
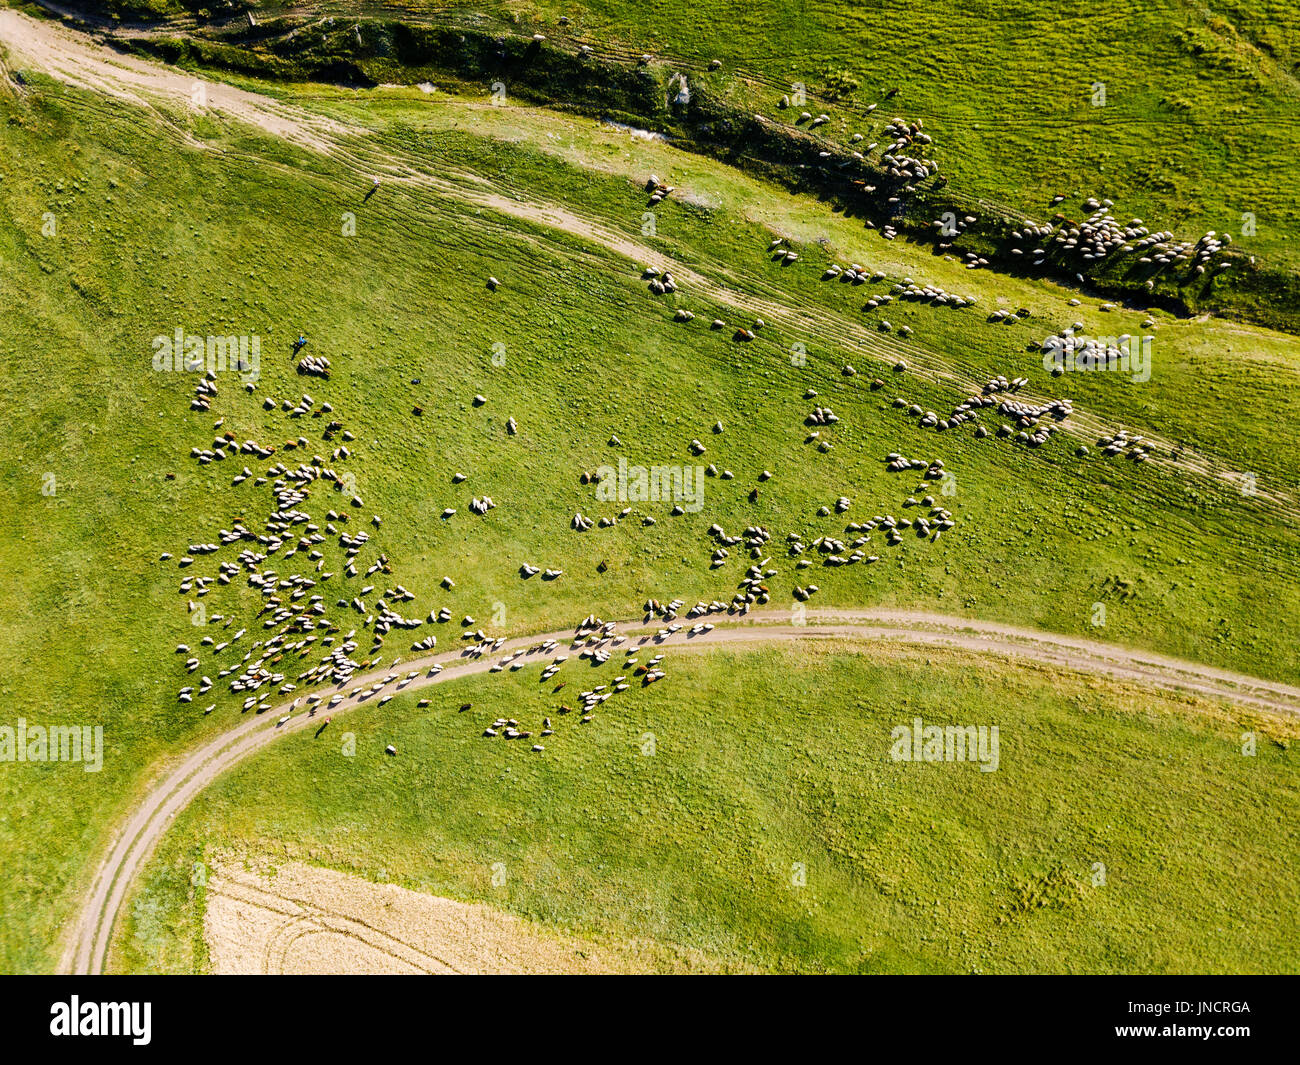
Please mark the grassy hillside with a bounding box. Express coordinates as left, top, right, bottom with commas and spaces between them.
115, 641, 1300, 974
41, 0, 1300, 282
0, 15, 1297, 972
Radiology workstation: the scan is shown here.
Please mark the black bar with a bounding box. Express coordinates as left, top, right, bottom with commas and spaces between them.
0, 975, 1292, 1053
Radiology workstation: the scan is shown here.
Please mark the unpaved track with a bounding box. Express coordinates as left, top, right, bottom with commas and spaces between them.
2, 8, 1293, 518
61, 607, 1300, 974
0, 7, 351, 150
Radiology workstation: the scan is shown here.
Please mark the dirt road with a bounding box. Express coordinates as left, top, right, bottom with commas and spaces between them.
60, 607, 1300, 974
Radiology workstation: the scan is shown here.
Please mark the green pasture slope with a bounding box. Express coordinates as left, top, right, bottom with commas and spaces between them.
54, 0, 1300, 279
0, 14, 1297, 972
116, 642, 1300, 974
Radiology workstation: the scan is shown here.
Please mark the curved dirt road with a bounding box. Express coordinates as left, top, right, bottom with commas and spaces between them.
62, 608, 1300, 974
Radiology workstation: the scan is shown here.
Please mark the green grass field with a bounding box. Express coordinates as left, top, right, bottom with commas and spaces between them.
53, 0, 1300, 278
115, 641, 1300, 974
0, 2, 1297, 973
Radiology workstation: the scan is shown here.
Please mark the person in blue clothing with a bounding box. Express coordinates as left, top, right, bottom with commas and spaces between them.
292, 335, 307, 356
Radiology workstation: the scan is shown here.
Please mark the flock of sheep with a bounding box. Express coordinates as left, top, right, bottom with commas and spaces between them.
766, 87, 1230, 292
169, 322, 970, 747
167, 367, 681, 748
165, 118, 1197, 756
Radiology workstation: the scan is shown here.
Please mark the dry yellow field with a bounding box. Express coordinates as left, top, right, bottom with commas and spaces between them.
204, 855, 742, 975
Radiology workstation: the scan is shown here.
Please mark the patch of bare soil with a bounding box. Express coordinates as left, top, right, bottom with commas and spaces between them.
204, 856, 739, 974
